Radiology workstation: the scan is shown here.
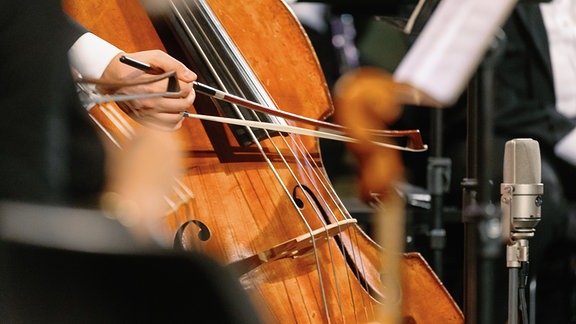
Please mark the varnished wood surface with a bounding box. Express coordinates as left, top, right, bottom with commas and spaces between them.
65, 1, 464, 322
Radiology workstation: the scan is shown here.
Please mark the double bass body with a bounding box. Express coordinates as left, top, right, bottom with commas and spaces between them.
65, 0, 463, 322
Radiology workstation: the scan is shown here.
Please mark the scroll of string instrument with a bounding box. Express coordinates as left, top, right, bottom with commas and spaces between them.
65, 0, 463, 322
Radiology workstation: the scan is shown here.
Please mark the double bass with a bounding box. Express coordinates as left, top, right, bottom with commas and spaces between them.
64, 0, 463, 322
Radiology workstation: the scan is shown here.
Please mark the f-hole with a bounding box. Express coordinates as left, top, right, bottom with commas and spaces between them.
174, 219, 211, 250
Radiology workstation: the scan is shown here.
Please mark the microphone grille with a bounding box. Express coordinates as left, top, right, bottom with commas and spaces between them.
503, 138, 541, 184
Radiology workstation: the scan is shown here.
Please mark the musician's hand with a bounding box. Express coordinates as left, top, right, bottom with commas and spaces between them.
99, 50, 197, 131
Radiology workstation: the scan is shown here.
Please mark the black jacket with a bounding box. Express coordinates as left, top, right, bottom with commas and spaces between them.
0, 0, 105, 207
493, 3, 576, 153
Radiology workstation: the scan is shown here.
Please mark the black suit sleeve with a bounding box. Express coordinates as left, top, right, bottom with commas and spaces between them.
64, 16, 90, 49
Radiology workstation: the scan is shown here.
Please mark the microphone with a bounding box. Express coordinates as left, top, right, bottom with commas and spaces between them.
500, 138, 543, 266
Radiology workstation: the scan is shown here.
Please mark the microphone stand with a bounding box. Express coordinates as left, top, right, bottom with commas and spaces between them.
504, 237, 532, 324
500, 138, 543, 324
461, 31, 507, 324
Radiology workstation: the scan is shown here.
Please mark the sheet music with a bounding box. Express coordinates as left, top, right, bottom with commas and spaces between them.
393, 0, 518, 106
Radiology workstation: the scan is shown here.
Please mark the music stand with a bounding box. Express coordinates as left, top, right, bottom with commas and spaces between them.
393, 0, 516, 322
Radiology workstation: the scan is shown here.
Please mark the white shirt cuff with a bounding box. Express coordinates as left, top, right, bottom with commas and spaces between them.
68, 32, 123, 80
555, 128, 576, 166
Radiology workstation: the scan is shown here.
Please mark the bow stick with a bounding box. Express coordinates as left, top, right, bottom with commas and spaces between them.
114, 55, 428, 152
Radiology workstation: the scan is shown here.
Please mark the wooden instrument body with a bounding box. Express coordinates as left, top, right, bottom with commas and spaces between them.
64, 1, 464, 322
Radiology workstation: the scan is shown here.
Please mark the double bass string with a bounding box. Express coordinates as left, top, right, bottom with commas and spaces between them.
119, 49, 394, 319
167, 1, 353, 318
161, 0, 337, 269
121, 0, 389, 316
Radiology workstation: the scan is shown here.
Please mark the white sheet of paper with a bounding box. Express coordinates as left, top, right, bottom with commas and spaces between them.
393, 0, 518, 106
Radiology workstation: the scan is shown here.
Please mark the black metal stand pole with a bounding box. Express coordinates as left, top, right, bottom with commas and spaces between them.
461, 31, 507, 324
427, 108, 451, 279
